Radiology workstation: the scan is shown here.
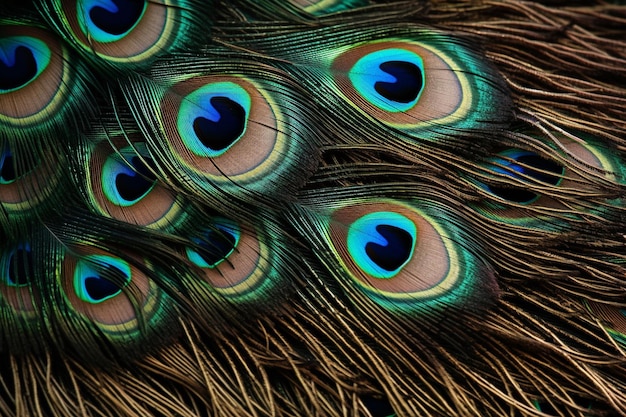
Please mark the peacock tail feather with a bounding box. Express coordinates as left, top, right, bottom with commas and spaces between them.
0, 0, 626, 416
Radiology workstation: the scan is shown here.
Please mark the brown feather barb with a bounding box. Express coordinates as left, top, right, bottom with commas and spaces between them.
0, 1, 625, 416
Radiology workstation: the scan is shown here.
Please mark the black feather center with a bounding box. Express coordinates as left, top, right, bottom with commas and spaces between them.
114, 156, 157, 202
0, 45, 38, 90
192, 97, 246, 152
0, 151, 16, 182
90, 0, 145, 36
195, 228, 238, 267
8, 247, 33, 287
489, 153, 564, 204
375, 61, 423, 104
365, 225, 413, 272
84, 265, 127, 301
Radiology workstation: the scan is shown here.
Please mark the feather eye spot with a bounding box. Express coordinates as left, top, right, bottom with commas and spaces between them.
186, 221, 241, 269
366, 224, 414, 271
83, 274, 121, 302
486, 150, 564, 204
184, 219, 282, 302
325, 200, 496, 312
347, 211, 416, 279
332, 202, 454, 298
161, 75, 304, 187
102, 148, 158, 207
49, 0, 188, 66
470, 137, 624, 225
137, 69, 316, 196
73, 255, 131, 304
113, 155, 157, 203
4, 244, 33, 287
0, 147, 61, 211
178, 82, 251, 158
0, 40, 43, 91
0, 148, 16, 184
89, 140, 181, 228
0, 146, 40, 184
348, 49, 425, 113
80, 0, 147, 42
0, 25, 69, 123
375, 60, 423, 104
192, 97, 247, 154
61, 248, 164, 333
0, 243, 38, 315
331, 40, 472, 129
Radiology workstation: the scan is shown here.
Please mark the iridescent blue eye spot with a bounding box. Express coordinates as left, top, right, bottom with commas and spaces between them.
348, 48, 424, 112
186, 220, 241, 269
347, 211, 417, 279
177, 82, 251, 158
102, 145, 157, 207
375, 61, 423, 104
77, 0, 147, 43
0, 148, 16, 184
192, 97, 246, 153
4, 244, 33, 287
0, 36, 51, 91
487, 150, 564, 204
112, 155, 157, 203
74, 255, 131, 303
366, 224, 414, 272
0, 147, 38, 184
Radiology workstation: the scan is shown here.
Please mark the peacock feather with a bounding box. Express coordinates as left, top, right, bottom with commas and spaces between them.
1, 0, 626, 416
